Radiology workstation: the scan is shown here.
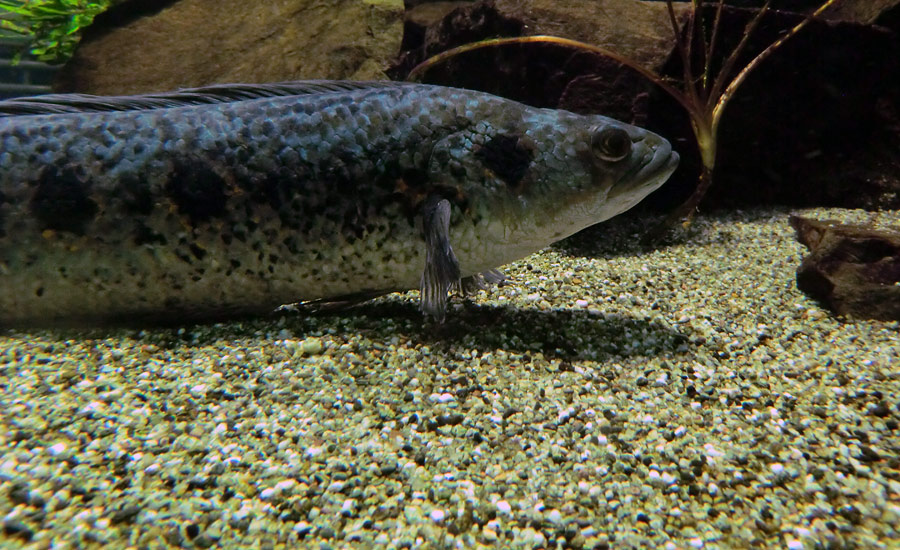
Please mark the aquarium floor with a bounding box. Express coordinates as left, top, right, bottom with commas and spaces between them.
1, 206, 898, 550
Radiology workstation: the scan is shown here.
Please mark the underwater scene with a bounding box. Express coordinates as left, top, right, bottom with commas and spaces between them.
1, 1, 899, 549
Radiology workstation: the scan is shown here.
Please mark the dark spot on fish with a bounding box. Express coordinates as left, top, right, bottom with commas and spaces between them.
319, 154, 356, 196
475, 133, 534, 189
29, 165, 99, 235
341, 205, 367, 240
283, 236, 300, 254
189, 243, 207, 260
246, 171, 310, 230
133, 223, 167, 246
165, 157, 228, 224
35, 287, 44, 297
175, 249, 193, 264
118, 173, 154, 215
386, 167, 436, 222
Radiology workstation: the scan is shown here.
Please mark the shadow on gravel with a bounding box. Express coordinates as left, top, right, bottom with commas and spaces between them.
1, 298, 688, 362
282, 298, 690, 361
558, 207, 790, 259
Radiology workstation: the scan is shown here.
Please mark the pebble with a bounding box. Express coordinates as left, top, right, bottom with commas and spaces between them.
1, 207, 898, 549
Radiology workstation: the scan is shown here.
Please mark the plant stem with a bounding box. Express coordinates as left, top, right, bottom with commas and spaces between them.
712, 0, 840, 136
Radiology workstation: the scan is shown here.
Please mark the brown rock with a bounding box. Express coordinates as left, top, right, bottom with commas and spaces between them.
392, 0, 689, 117
55, 0, 404, 95
492, 0, 688, 72
823, 0, 900, 25
789, 215, 900, 321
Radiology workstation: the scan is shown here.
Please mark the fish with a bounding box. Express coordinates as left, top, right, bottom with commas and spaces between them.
0, 80, 679, 326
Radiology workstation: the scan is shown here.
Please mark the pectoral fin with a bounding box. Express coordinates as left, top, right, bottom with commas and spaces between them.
458, 268, 505, 295
419, 198, 460, 321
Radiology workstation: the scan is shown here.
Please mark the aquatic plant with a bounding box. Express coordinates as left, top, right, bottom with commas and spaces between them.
0, 0, 119, 64
407, 0, 840, 234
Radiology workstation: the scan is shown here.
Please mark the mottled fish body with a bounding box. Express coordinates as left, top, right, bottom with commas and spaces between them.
0, 81, 678, 326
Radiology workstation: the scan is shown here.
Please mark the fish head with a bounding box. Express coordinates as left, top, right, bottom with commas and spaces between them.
464, 109, 679, 254
508, 109, 680, 245
582, 114, 680, 220
426, 102, 679, 272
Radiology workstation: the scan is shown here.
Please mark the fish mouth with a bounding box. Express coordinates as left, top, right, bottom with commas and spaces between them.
630, 138, 679, 188
600, 137, 679, 216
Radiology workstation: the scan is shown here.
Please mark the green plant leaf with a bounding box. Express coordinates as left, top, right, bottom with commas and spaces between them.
0, 0, 122, 63
0, 19, 29, 34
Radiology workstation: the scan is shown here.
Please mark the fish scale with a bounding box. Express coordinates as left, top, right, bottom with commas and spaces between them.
0, 80, 678, 326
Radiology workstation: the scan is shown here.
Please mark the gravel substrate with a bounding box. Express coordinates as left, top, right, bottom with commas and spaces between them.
1, 206, 899, 550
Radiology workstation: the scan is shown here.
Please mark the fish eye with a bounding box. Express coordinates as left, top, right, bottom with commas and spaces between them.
591, 127, 632, 162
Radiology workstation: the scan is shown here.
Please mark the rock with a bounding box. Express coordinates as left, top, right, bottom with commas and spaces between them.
789, 215, 900, 321
822, 0, 900, 25
392, 0, 689, 117
55, 0, 404, 95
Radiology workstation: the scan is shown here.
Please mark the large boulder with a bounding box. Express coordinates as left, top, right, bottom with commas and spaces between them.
790, 215, 900, 321
55, 0, 405, 95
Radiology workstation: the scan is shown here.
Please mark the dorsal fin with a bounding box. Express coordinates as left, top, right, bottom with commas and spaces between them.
0, 80, 416, 117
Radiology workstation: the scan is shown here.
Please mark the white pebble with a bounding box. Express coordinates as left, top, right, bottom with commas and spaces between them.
47, 443, 66, 456
689, 538, 704, 548
274, 479, 296, 492
787, 540, 803, 550
430, 509, 445, 522
430, 392, 455, 403
771, 463, 785, 475
80, 401, 105, 414
496, 500, 512, 514
292, 521, 310, 533
259, 488, 276, 500
304, 447, 324, 458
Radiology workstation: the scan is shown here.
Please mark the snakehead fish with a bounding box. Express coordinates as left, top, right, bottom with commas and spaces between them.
0, 80, 678, 326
